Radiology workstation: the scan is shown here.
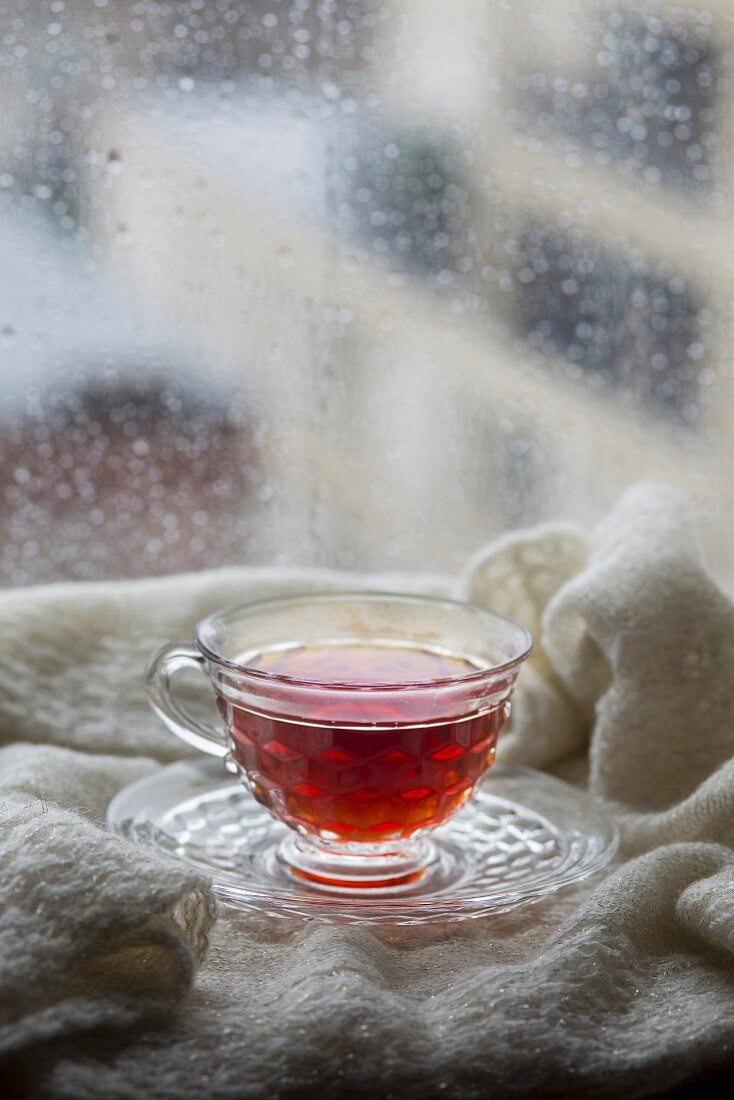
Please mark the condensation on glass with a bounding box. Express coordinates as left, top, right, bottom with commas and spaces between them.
0, 0, 731, 585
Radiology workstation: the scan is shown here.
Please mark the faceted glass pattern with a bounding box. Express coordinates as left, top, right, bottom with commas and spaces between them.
224, 699, 509, 842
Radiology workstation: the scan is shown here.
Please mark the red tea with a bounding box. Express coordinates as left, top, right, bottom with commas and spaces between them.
222, 642, 508, 842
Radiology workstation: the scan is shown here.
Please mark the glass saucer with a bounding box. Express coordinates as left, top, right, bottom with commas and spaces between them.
106, 759, 618, 925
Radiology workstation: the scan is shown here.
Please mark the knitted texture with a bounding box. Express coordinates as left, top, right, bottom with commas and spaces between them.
2, 485, 734, 1099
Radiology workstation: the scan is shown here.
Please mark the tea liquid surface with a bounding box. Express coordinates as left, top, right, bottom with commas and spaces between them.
249, 640, 477, 683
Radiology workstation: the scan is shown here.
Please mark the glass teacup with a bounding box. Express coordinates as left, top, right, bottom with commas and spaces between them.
145, 592, 531, 892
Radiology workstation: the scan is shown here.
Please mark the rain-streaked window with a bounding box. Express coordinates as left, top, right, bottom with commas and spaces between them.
0, 1, 731, 585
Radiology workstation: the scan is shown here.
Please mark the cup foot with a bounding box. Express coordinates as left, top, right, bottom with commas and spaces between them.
277, 834, 439, 893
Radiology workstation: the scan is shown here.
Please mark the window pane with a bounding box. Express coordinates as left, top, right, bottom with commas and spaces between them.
0, 1, 731, 584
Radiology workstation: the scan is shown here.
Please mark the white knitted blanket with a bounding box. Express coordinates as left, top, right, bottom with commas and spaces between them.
2, 484, 734, 1099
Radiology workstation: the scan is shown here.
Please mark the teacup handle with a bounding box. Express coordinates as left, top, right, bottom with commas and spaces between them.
145, 643, 227, 758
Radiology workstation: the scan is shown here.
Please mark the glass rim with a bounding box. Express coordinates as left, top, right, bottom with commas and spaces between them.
194, 591, 532, 691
